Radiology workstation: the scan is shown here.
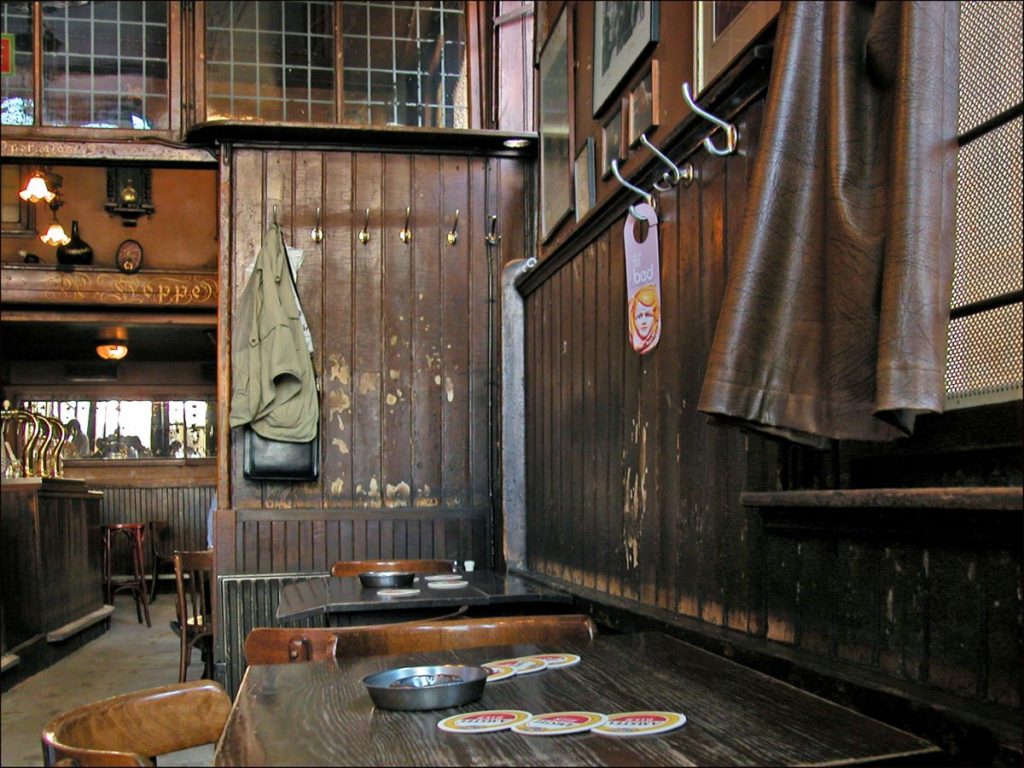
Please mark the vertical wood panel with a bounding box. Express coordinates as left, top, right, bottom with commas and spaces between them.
594, 232, 612, 595
411, 154, 444, 510
582, 243, 598, 590
469, 157, 491, 521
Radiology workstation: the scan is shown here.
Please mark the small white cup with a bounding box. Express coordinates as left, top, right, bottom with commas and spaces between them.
463, 560, 475, 572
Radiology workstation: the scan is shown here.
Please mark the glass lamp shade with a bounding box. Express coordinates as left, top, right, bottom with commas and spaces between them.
96, 343, 129, 361
20, 174, 56, 203
40, 220, 71, 247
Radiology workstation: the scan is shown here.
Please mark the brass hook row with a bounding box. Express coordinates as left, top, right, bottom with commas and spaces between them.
1, 403, 70, 479
271, 206, 501, 247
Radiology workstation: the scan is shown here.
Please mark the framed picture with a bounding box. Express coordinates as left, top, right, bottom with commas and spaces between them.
592, 0, 660, 117
628, 60, 659, 147
539, 5, 574, 241
600, 100, 626, 179
574, 138, 596, 222
694, 1, 779, 95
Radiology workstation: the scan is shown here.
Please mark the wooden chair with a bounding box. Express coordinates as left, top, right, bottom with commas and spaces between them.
330, 558, 455, 577
244, 613, 597, 666
41, 680, 230, 767
174, 549, 214, 683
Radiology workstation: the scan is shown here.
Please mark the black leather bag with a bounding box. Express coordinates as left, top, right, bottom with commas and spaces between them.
243, 426, 319, 481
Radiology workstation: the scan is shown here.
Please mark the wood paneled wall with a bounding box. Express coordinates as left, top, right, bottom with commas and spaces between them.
97, 484, 213, 576
520, 91, 1023, 717
220, 148, 526, 575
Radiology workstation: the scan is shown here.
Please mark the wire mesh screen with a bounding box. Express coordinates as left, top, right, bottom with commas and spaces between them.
958, 0, 1023, 135
947, 1, 1023, 408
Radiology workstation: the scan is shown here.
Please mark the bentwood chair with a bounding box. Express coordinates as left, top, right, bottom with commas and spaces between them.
330, 558, 455, 577
41, 680, 230, 767
174, 549, 214, 683
243, 613, 598, 665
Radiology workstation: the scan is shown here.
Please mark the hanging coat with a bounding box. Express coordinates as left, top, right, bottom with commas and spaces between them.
229, 223, 318, 442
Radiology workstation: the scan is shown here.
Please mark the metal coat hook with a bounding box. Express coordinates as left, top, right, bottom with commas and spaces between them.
639, 133, 694, 191
610, 159, 653, 221
358, 208, 371, 244
399, 206, 412, 244
681, 82, 738, 156
446, 208, 460, 245
310, 206, 324, 243
485, 214, 501, 246
272, 204, 279, 226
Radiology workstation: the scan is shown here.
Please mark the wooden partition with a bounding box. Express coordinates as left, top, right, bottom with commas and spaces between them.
216, 145, 528, 575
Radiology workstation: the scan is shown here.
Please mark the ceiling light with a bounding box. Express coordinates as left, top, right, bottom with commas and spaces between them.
96, 342, 128, 361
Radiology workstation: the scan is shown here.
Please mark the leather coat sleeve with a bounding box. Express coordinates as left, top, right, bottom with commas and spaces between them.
698, 1, 958, 445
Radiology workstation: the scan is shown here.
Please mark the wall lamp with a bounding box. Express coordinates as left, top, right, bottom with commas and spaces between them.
20, 168, 71, 247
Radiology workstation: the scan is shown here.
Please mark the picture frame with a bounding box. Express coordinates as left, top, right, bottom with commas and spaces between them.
574, 138, 596, 222
628, 59, 659, 147
694, 1, 779, 96
600, 99, 626, 180
592, 0, 660, 117
538, 5, 574, 241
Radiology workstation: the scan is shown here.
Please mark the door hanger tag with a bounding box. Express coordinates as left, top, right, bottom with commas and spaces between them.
624, 203, 661, 355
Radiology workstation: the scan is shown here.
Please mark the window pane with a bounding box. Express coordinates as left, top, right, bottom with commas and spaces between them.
204, 0, 335, 123
40, 0, 168, 129
342, 1, 468, 128
1, 2, 36, 125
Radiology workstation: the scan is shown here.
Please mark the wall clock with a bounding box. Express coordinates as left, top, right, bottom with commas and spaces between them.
115, 239, 143, 274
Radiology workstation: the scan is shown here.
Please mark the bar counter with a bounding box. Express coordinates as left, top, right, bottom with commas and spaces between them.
1, 477, 110, 690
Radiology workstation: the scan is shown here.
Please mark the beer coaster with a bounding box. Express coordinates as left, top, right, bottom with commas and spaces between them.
437, 710, 532, 734
376, 588, 420, 597
511, 711, 607, 736
525, 653, 580, 669
483, 663, 516, 682
593, 711, 687, 737
424, 574, 462, 582
427, 580, 469, 589
483, 656, 549, 675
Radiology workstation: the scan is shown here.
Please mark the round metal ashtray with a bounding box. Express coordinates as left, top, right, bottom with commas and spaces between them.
363, 664, 488, 710
358, 571, 416, 588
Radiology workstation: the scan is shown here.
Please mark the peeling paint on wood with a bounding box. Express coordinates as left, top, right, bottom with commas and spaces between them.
332, 437, 349, 455
329, 354, 351, 384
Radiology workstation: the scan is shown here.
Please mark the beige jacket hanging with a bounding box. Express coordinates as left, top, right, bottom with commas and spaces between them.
229, 223, 318, 442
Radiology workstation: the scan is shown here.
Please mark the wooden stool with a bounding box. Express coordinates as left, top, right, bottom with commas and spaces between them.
147, 520, 176, 602
101, 523, 152, 627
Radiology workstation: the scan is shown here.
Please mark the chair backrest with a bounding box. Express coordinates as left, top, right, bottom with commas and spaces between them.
174, 549, 214, 633
330, 558, 455, 577
41, 680, 231, 767
243, 614, 597, 666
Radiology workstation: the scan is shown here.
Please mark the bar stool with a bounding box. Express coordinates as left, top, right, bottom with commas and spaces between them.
101, 523, 152, 627
147, 520, 176, 602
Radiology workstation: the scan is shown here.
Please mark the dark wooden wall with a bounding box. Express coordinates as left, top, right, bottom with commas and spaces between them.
519, 84, 1023, 735
97, 484, 213, 576
218, 147, 527, 575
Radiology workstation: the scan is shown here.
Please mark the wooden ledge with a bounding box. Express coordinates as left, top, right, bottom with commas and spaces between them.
741, 487, 1022, 511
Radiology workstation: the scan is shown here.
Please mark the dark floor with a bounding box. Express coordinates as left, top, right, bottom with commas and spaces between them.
1, 592, 213, 767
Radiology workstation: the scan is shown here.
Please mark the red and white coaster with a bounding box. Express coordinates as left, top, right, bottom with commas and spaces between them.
525, 653, 580, 669
592, 711, 687, 737
376, 588, 420, 597
483, 663, 516, 682
483, 656, 548, 675
438, 710, 532, 734
511, 711, 607, 736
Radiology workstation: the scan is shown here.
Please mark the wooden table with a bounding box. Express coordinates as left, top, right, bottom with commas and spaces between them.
275, 571, 573, 624
214, 631, 939, 766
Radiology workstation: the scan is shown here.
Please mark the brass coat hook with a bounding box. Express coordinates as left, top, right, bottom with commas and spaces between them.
485, 214, 501, 246
272, 204, 279, 226
310, 206, 324, 243
399, 206, 412, 244
681, 82, 738, 156
358, 208, 371, 245
446, 208, 460, 245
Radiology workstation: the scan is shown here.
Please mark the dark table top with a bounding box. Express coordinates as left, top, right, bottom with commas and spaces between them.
276, 571, 574, 622
214, 631, 939, 766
